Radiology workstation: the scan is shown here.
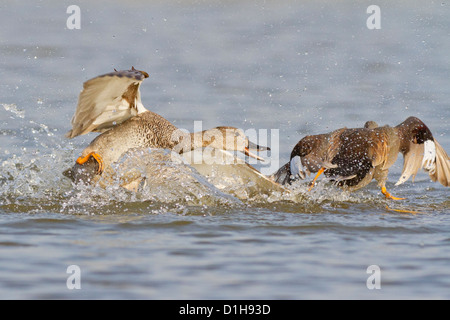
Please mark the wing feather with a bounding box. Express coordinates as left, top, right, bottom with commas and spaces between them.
429, 140, 450, 187
371, 131, 389, 169
325, 127, 347, 163
396, 138, 450, 187
395, 142, 424, 186
66, 68, 149, 138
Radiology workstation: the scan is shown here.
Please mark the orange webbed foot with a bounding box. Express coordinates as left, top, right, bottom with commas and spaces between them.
381, 186, 406, 201
76, 152, 104, 174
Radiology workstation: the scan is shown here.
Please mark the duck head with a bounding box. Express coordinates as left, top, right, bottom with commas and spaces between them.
201, 126, 270, 161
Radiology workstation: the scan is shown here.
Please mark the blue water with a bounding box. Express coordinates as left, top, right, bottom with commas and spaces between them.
0, 0, 449, 299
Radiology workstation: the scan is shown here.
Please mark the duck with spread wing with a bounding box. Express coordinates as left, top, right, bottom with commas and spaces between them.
272, 118, 450, 199
65, 67, 269, 178
63, 68, 288, 196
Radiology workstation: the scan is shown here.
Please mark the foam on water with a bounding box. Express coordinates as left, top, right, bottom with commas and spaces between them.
2, 103, 25, 119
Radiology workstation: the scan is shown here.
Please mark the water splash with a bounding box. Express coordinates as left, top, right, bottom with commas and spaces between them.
2, 103, 25, 119
0, 141, 401, 216
0, 107, 442, 215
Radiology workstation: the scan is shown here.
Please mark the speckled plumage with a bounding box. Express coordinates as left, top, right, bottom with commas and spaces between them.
272, 117, 450, 193
79, 111, 180, 170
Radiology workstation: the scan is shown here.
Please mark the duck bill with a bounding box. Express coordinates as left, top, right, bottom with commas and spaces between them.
244, 141, 270, 161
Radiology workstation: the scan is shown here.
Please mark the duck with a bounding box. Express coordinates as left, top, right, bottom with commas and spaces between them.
184, 148, 288, 199
271, 117, 450, 199
65, 67, 269, 181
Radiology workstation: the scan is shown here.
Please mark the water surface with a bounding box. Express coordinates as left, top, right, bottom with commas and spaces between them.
0, 0, 449, 299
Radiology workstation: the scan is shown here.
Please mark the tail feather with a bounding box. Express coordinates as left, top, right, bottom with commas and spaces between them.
270, 162, 291, 185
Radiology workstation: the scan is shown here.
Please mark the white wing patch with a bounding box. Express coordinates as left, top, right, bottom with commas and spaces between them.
430, 139, 450, 187
422, 140, 436, 174
396, 139, 438, 186
135, 100, 147, 114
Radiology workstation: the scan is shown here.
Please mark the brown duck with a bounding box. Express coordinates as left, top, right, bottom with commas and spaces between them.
65, 68, 268, 180
272, 117, 450, 199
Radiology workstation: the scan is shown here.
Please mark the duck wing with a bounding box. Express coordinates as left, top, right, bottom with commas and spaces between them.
296, 129, 346, 172
428, 140, 450, 187
66, 67, 149, 138
395, 143, 424, 185
395, 138, 450, 187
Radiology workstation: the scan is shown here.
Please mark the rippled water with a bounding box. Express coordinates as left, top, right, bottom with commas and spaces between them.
1, 0, 450, 299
